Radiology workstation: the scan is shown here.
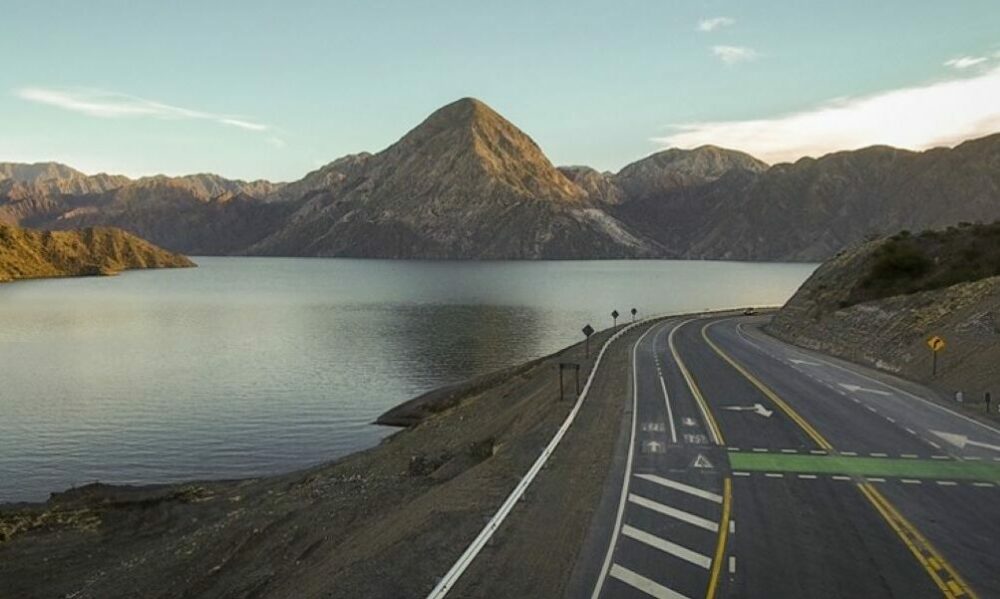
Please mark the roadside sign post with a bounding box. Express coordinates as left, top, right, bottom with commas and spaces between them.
558, 362, 581, 400
630, 307, 637, 323
582, 324, 595, 358
927, 335, 946, 376
611, 310, 619, 331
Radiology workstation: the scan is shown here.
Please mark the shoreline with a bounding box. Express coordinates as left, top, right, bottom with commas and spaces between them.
0, 317, 637, 597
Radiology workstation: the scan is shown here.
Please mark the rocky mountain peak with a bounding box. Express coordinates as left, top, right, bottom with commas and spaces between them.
614, 145, 768, 201
378, 97, 585, 202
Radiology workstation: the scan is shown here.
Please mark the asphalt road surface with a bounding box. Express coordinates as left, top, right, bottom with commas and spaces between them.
571, 315, 1000, 599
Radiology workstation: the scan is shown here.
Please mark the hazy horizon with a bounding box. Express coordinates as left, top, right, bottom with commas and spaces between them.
2, 1, 999, 180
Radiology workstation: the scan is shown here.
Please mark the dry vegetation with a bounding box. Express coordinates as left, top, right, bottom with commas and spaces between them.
0, 224, 194, 282
847, 221, 1000, 307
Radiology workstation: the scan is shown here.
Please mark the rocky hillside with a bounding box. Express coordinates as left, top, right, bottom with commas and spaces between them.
249, 98, 657, 259
3, 99, 1000, 260
767, 222, 1000, 404
633, 135, 1000, 261
0, 224, 194, 282
1, 162, 290, 255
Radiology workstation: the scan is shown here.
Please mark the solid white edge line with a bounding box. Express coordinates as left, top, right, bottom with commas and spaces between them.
651, 327, 679, 444
427, 319, 652, 599
659, 374, 678, 444
589, 320, 664, 599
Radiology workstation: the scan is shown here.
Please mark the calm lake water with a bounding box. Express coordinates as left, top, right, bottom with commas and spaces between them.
0, 257, 815, 502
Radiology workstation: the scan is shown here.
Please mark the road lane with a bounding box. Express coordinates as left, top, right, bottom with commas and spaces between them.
670, 317, 955, 598
705, 317, 1000, 596
575, 313, 996, 598
589, 319, 729, 599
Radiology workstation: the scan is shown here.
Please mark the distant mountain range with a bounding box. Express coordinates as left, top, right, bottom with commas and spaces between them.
3, 97, 999, 261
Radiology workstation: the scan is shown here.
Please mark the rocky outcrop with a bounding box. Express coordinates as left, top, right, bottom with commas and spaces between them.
768, 224, 1000, 401
0, 224, 194, 282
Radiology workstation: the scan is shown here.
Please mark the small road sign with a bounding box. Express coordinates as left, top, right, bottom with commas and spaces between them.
927, 335, 946, 376
582, 324, 595, 358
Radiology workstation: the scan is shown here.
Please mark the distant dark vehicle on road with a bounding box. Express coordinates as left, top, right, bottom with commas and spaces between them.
743, 307, 757, 316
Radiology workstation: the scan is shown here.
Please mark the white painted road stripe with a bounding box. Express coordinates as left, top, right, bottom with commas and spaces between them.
634, 473, 723, 504
936, 481, 958, 486
901, 479, 922, 484
729, 556, 736, 574
628, 493, 719, 532
798, 474, 818, 479
590, 321, 662, 599
610, 564, 691, 599
733, 471, 751, 477
622, 525, 711, 569
658, 374, 678, 444
429, 320, 649, 599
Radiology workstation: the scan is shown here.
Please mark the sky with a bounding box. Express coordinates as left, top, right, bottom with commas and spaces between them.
1, 1, 999, 181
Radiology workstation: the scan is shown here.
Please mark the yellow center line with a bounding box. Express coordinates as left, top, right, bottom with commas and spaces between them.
701, 320, 832, 451
705, 477, 732, 599
668, 319, 725, 445
696, 317, 978, 599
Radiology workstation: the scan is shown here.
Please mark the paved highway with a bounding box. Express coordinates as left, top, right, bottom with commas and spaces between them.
572, 315, 1000, 599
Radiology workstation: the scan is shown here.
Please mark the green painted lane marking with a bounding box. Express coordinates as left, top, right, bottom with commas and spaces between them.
729, 453, 1000, 482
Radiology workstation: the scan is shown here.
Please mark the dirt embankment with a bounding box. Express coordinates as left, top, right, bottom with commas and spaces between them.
768, 224, 1000, 412
0, 320, 645, 599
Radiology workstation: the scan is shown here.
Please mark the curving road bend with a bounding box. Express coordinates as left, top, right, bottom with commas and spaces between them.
573, 315, 1000, 599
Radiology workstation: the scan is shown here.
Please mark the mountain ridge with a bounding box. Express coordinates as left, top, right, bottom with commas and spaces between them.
3, 98, 999, 260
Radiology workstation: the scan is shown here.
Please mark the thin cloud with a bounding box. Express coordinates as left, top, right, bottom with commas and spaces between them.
15, 87, 270, 132
712, 45, 758, 65
698, 17, 734, 32
944, 56, 987, 70
652, 65, 1000, 164
266, 137, 287, 149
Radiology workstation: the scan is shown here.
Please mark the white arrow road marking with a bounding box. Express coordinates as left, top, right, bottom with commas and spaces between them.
838, 383, 892, 396
722, 403, 774, 417
931, 431, 1000, 453
790, 359, 820, 366
643, 440, 665, 453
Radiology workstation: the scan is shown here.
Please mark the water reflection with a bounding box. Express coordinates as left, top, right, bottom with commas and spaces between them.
0, 257, 815, 501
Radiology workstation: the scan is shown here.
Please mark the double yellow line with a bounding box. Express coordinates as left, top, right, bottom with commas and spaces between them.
858, 483, 976, 599
682, 318, 978, 599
